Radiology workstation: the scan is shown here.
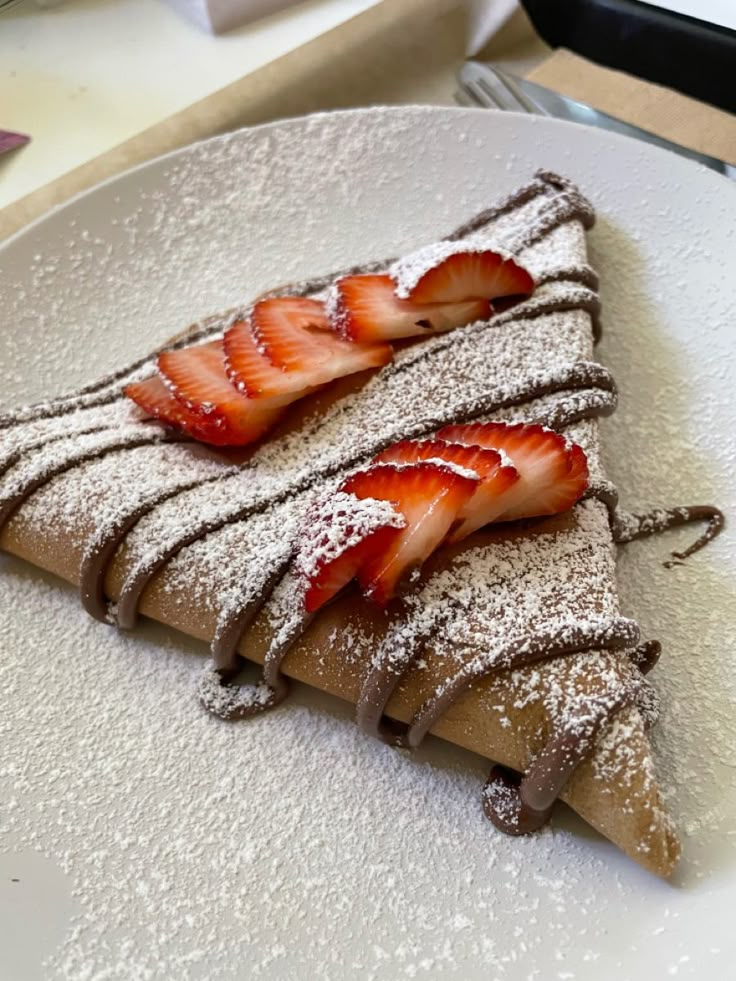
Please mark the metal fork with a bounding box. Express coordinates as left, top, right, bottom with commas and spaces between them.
455, 60, 736, 180
455, 63, 545, 114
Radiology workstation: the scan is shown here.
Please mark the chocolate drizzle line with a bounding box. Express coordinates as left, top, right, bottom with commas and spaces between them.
198, 596, 313, 721
386, 286, 602, 369
630, 639, 662, 676
0, 425, 113, 476
583, 481, 725, 568
0, 170, 723, 846
0, 430, 176, 530
482, 631, 661, 838
79, 470, 235, 623
447, 170, 595, 242
197, 660, 290, 721
211, 555, 294, 673
612, 505, 724, 567
404, 618, 641, 748
357, 610, 661, 749
482, 680, 639, 835
356, 622, 427, 744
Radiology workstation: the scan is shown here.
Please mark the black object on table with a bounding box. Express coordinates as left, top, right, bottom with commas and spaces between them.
520, 0, 736, 115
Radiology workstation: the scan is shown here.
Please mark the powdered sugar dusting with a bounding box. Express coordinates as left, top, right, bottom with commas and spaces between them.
197, 657, 276, 714
295, 491, 405, 582
0, 400, 138, 471
11, 442, 229, 559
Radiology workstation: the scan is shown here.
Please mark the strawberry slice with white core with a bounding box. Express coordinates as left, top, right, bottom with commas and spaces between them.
125, 375, 217, 442
330, 274, 491, 343
223, 317, 318, 403
157, 339, 286, 446
391, 244, 534, 305
297, 492, 406, 613
437, 422, 588, 520
373, 438, 521, 544
341, 462, 479, 606
252, 296, 392, 376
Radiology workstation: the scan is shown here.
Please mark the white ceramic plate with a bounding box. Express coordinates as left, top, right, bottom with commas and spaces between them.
1, 107, 735, 980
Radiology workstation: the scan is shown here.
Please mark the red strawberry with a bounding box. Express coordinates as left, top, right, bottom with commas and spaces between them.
303, 524, 402, 612
125, 375, 210, 436
157, 340, 286, 446
373, 438, 520, 544
437, 422, 588, 520
403, 249, 534, 305
342, 462, 478, 606
252, 296, 392, 376
373, 437, 502, 478
332, 274, 491, 343
300, 496, 405, 613
223, 317, 318, 402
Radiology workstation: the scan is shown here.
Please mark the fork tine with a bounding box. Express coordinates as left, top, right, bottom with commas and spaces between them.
457, 62, 537, 115
457, 77, 502, 110
490, 67, 543, 115
475, 72, 529, 113
454, 87, 476, 107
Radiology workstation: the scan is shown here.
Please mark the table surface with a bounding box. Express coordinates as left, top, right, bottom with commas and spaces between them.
0, 0, 380, 210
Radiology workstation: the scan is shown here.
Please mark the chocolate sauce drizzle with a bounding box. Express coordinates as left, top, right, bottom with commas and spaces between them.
483, 680, 640, 835
356, 617, 647, 747
0, 171, 724, 843
212, 556, 295, 674
405, 618, 641, 749
0, 429, 177, 530
79, 469, 234, 623
612, 505, 724, 567
583, 480, 725, 567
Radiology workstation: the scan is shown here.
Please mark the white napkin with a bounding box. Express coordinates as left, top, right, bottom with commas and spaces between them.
163, 0, 307, 33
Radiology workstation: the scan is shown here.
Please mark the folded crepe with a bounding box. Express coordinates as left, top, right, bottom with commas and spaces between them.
1, 171, 701, 878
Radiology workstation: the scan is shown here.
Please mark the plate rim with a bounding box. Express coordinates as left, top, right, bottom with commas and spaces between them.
3, 104, 735, 254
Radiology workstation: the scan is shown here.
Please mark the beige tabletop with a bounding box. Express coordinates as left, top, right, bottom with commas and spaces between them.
2, 0, 734, 242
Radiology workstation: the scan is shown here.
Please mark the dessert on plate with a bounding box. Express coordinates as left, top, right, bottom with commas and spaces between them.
0, 170, 722, 878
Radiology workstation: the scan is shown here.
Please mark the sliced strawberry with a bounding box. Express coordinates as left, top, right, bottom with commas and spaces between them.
223, 317, 318, 402
157, 339, 286, 446
252, 296, 392, 378
373, 437, 502, 479
373, 438, 521, 544
437, 422, 588, 520
402, 249, 534, 305
331, 274, 491, 343
342, 462, 478, 606
303, 524, 403, 612
125, 375, 209, 435
252, 297, 330, 369
298, 494, 405, 614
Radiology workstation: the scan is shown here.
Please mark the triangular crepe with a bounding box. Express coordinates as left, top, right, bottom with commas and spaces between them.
0, 172, 683, 876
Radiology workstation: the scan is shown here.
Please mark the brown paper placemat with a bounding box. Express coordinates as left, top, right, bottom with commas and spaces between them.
527, 48, 736, 165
